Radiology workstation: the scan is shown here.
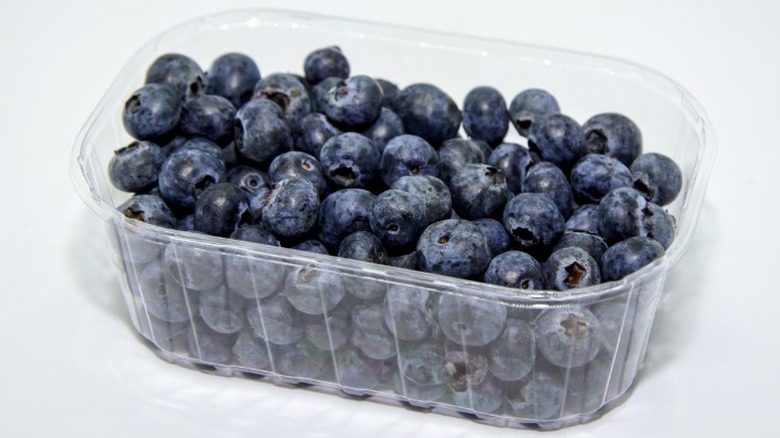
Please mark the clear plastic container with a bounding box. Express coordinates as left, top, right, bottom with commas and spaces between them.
70, 9, 715, 430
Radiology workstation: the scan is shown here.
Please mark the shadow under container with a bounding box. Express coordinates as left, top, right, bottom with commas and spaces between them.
71, 9, 715, 430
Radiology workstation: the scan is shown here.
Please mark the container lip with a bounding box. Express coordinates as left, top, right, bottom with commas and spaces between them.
70, 7, 717, 304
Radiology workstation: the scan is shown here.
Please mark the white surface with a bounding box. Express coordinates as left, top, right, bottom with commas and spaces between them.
1, 0, 777, 436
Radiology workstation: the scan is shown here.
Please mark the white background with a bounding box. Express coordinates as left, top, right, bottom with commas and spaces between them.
1, 0, 778, 436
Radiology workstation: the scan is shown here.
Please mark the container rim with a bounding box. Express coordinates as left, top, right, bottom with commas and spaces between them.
70, 7, 717, 305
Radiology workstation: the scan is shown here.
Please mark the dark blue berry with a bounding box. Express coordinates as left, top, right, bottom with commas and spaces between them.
543, 246, 601, 291
437, 293, 506, 347
437, 138, 487, 185
284, 266, 345, 315
488, 318, 535, 381
570, 154, 633, 204
269, 151, 327, 196
582, 113, 642, 166
194, 182, 250, 237
528, 113, 584, 171
292, 239, 330, 255
226, 164, 268, 194
483, 250, 543, 290
296, 112, 342, 156
187, 318, 236, 364
380, 134, 439, 187
534, 307, 602, 368
158, 145, 226, 213
145, 53, 206, 98
522, 162, 574, 219
351, 303, 397, 360
229, 224, 280, 246
179, 94, 237, 146
375, 78, 399, 108
233, 329, 271, 370
565, 204, 601, 234
199, 284, 246, 334
472, 218, 510, 258
450, 164, 511, 220
383, 285, 435, 342
322, 75, 383, 129
262, 178, 320, 238
138, 260, 194, 323
303, 46, 350, 85
395, 83, 461, 145
337, 231, 389, 265
207, 52, 261, 109
630, 152, 683, 206
391, 175, 452, 224
553, 230, 608, 262
109, 141, 166, 193
508, 88, 560, 137
117, 194, 175, 228
316, 188, 376, 251
487, 142, 533, 194
246, 292, 303, 345
361, 107, 405, 152
502, 193, 565, 251
252, 73, 312, 134
164, 242, 224, 292
319, 132, 380, 189
370, 189, 428, 252
122, 83, 181, 142
462, 86, 509, 146
234, 100, 293, 165
601, 236, 665, 281
416, 219, 491, 279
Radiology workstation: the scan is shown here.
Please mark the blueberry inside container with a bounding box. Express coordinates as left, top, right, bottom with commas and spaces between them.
70, 9, 715, 430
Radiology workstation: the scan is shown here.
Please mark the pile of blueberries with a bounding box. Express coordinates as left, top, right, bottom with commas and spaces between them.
112, 46, 683, 423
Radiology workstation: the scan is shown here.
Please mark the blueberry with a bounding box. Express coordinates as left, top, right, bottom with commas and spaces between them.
630, 152, 683, 206
543, 247, 601, 291
601, 236, 665, 281
226, 164, 268, 194
451, 373, 505, 415
167, 136, 223, 159
138, 313, 188, 351
351, 303, 397, 360
269, 151, 327, 196
252, 73, 312, 134
292, 239, 330, 255
122, 83, 181, 143
370, 189, 428, 252
296, 112, 342, 156
450, 164, 512, 220
388, 251, 418, 270
395, 83, 462, 145
508, 88, 560, 138
488, 318, 535, 381
442, 338, 490, 390
262, 178, 320, 238
394, 340, 448, 406
483, 250, 543, 290
224, 250, 286, 301
109, 141, 166, 193
207, 52, 261, 109
246, 292, 303, 345
199, 284, 246, 334
391, 175, 452, 224
505, 371, 564, 420
416, 219, 492, 279
234, 99, 293, 166
570, 154, 633, 204
487, 142, 533, 194
176, 214, 195, 231
527, 113, 584, 172
383, 285, 435, 342
590, 300, 633, 353
187, 317, 236, 364
164, 241, 224, 292
233, 328, 271, 371
563, 352, 615, 414
436, 138, 487, 185
146, 53, 206, 98
472, 218, 510, 258
534, 307, 602, 368
380, 134, 439, 187
318, 132, 380, 189
552, 230, 608, 262
374, 78, 399, 108
138, 260, 195, 323
275, 338, 331, 380
565, 204, 600, 234
522, 162, 574, 219
338, 231, 389, 265
462, 86, 509, 146
337, 347, 387, 395
582, 112, 642, 166
597, 187, 668, 245
316, 188, 376, 251
179, 94, 237, 145
437, 293, 507, 347
303, 46, 350, 85
284, 266, 345, 315
304, 304, 350, 351
158, 144, 226, 213
645, 203, 675, 249
229, 224, 280, 246
322, 75, 383, 129
117, 194, 176, 228
502, 192, 565, 252
310, 77, 343, 113
194, 182, 251, 237
360, 107, 405, 152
